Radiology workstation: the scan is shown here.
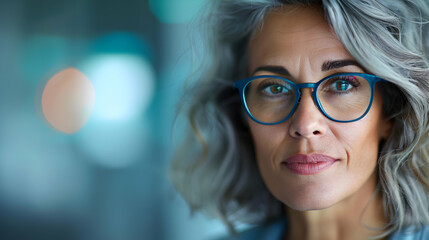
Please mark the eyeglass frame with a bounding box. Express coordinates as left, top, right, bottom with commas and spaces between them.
233, 72, 387, 125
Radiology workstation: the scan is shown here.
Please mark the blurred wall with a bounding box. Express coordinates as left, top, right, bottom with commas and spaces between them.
0, 0, 226, 239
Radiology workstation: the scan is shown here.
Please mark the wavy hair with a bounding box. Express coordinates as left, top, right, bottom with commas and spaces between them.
170, 0, 429, 237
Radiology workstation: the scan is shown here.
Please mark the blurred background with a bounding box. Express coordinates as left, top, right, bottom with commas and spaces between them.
0, 0, 228, 239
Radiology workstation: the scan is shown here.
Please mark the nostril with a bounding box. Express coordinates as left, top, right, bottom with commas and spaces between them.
294, 130, 321, 137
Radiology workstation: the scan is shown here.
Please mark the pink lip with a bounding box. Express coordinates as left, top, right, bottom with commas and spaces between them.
282, 154, 338, 175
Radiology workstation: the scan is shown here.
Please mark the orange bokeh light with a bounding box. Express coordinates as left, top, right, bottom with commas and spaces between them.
41, 68, 95, 134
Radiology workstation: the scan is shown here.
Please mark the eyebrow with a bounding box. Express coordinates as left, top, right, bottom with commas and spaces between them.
321, 60, 363, 71
251, 59, 364, 76
251, 66, 290, 76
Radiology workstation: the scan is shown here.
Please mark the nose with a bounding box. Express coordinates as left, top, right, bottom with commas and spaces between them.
288, 89, 327, 139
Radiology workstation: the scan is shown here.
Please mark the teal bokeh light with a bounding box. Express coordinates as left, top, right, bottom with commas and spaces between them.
82, 31, 155, 123
90, 31, 153, 60
81, 54, 155, 123
149, 0, 207, 24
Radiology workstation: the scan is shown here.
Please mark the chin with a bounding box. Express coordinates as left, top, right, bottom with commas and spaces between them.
285, 200, 334, 211
280, 191, 340, 211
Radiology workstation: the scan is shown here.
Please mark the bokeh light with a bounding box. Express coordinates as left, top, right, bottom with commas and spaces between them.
75, 30, 156, 169
81, 54, 154, 123
149, 0, 207, 24
41, 68, 95, 134
91, 32, 153, 60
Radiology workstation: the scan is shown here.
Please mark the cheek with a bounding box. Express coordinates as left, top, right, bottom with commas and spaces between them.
335, 96, 386, 169
335, 122, 380, 167
332, 122, 380, 195
248, 120, 285, 164
248, 119, 290, 187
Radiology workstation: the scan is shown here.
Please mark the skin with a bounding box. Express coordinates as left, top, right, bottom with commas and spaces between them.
247, 5, 392, 240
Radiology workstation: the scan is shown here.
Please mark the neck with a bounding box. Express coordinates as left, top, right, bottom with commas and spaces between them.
283, 173, 388, 240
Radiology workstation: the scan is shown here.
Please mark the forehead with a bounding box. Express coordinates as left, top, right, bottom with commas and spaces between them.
249, 5, 352, 72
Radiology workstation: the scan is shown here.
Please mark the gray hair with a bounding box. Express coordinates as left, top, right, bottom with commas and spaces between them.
170, 0, 429, 237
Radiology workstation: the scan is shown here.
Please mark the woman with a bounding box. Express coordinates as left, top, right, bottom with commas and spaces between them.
171, 0, 429, 239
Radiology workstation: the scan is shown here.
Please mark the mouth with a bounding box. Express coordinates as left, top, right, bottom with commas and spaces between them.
282, 154, 338, 175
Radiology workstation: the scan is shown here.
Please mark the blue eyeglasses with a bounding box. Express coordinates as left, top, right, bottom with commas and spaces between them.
233, 73, 386, 125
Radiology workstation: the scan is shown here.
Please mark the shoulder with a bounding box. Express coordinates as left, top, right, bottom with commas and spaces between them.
213, 218, 286, 240
389, 225, 429, 240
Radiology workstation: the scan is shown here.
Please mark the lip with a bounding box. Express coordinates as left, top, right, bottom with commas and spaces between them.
282, 154, 338, 175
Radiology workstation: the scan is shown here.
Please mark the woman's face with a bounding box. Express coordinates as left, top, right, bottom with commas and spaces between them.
248, 6, 392, 211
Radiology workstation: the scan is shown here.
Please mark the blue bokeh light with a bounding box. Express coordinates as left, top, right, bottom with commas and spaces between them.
77, 51, 155, 168
81, 54, 155, 123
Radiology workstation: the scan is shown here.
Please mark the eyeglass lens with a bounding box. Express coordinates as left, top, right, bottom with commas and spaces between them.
244, 75, 372, 123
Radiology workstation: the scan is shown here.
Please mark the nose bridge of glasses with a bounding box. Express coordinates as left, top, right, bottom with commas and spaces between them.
295, 83, 316, 101
296, 83, 316, 89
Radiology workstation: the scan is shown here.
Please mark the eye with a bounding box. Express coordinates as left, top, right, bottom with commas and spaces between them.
324, 75, 360, 93
334, 80, 352, 91
262, 84, 291, 96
